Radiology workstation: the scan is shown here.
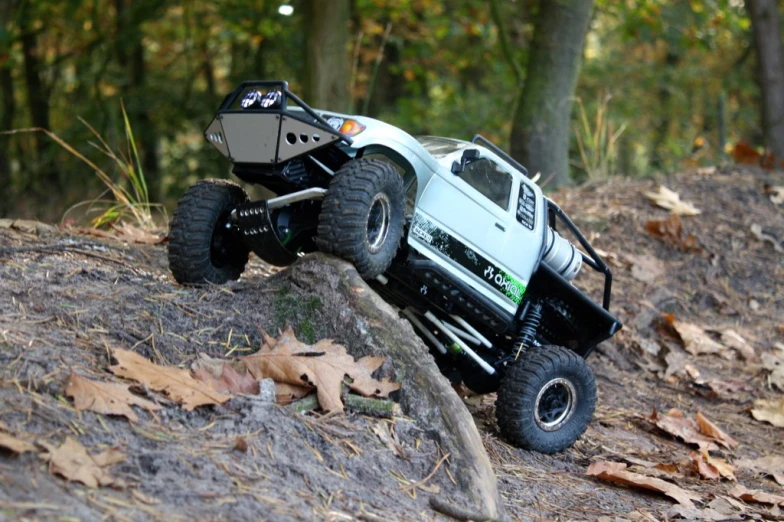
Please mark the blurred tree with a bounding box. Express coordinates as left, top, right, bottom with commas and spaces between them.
510, 0, 594, 187
746, 0, 784, 159
0, 1, 15, 216
114, 0, 162, 201
303, 0, 350, 111
18, 0, 59, 196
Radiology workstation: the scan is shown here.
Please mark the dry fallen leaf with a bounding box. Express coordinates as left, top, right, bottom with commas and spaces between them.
40, 437, 125, 488
670, 321, 725, 356
761, 351, 784, 391
736, 456, 784, 486
192, 364, 260, 395
720, 329, 755, 360
750, 398, 784, 427
241, 326, 400, 412
643, 185, 701, 216
695, 411, 738, 449
690, 450, 736, 481
690, 451, 720, 480
649, 409, 719, 451
0, 431, 37, 454
110, 349, 230, 410
274, 382, 312, 405
645, 214, 699, 250
66, 372, 161, 422
587, 461, 702, 507
624, 253, 665, 284
728, 484, 784, 506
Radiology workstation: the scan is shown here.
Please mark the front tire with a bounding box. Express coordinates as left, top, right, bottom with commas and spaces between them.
168, 179, 250, 284
495, 345, 596, 454
315, 159, 405, 279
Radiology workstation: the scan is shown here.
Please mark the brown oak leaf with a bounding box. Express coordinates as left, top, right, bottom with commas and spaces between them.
40, 437, 125, 488
587, 461, 702, 507
66, 372, 161, 422
0, 430, 36, 454
728, 484, 784, 506
110, 348, 230, 410
751, 398, 784, 428
241, 326, 400, 412
736, 456, 784, 486
695, 411, 738, 449
192, 364, 260, 395
670, 321, 725, 356
650, 409, 719, 451
645, 214, 699, 250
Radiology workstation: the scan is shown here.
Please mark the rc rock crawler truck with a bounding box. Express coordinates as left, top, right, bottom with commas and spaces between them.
168, 81, 622, 454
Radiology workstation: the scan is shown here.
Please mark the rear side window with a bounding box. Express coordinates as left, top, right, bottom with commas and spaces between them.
460, 158, 512, 210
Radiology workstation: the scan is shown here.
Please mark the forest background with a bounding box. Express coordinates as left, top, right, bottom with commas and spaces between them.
0, 0, 781, 222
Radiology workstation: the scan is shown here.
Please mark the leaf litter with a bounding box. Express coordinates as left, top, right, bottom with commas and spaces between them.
109, 348, 231, 410
66, 372, 161, 422
2, 166, 784, 521
643, 185, 701, 216
645, 213, 700, 250
586, 461, 702, 507
40, 437, 125, 488
192, 326, 401, 413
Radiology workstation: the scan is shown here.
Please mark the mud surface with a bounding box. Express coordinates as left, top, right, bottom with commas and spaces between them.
1, 166, 784, 521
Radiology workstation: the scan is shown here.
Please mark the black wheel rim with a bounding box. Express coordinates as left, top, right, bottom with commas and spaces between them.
210, 213, 237, 269
534, 378, 576, 432
366, 193, 391, 254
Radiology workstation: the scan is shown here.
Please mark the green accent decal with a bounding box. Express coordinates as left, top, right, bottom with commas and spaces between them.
499, 270, 526, 305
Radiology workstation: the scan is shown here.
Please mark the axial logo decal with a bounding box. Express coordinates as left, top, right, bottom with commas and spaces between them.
498, 270, 525, 303
412, 213, 526, 305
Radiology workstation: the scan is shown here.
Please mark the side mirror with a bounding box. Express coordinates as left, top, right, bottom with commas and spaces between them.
451, 148, 480, 174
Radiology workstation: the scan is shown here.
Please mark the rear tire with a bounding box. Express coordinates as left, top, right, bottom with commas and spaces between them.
315, 159, 405, 279
495, 345, 596, 454
168, 179, 250, 284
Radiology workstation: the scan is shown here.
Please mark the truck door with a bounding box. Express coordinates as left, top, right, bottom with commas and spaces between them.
410, 153, 526, 314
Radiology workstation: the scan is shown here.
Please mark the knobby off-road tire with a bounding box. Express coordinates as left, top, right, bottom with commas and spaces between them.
168, 179, 250, 284
315, 159, 405, 279
496, 345, 596, 454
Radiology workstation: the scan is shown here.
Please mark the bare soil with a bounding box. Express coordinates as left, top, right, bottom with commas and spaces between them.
1, 166, 783, 521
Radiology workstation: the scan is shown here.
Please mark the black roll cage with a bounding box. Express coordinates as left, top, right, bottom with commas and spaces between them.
218, 80, 356, 146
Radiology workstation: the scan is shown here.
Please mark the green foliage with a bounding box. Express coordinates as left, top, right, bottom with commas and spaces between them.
0, 0, 771, 218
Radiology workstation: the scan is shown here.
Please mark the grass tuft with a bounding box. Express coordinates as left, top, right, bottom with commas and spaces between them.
572, 94, 627, 181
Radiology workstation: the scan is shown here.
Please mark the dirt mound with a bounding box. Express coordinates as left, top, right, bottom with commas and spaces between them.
1, 166, 783, 521
0, 230, 496, 520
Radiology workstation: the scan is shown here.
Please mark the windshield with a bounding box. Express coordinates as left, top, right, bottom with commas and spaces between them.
415, 136, 472, 159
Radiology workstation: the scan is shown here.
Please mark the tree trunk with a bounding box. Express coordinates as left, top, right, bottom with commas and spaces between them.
114, 0, 161, 202
18, 2, 59, 194
0, 65, 14, 217
303, 0, 350, 111
510, 0, 594, 187
747, 0, 784, 159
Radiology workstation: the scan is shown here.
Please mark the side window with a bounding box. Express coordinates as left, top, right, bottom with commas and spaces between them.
460, 158, 512, 210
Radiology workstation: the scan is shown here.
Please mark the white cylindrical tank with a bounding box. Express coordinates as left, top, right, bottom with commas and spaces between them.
543, 228, 583, 280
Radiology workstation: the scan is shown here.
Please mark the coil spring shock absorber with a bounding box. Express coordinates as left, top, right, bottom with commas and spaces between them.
514, 301, 543, 358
